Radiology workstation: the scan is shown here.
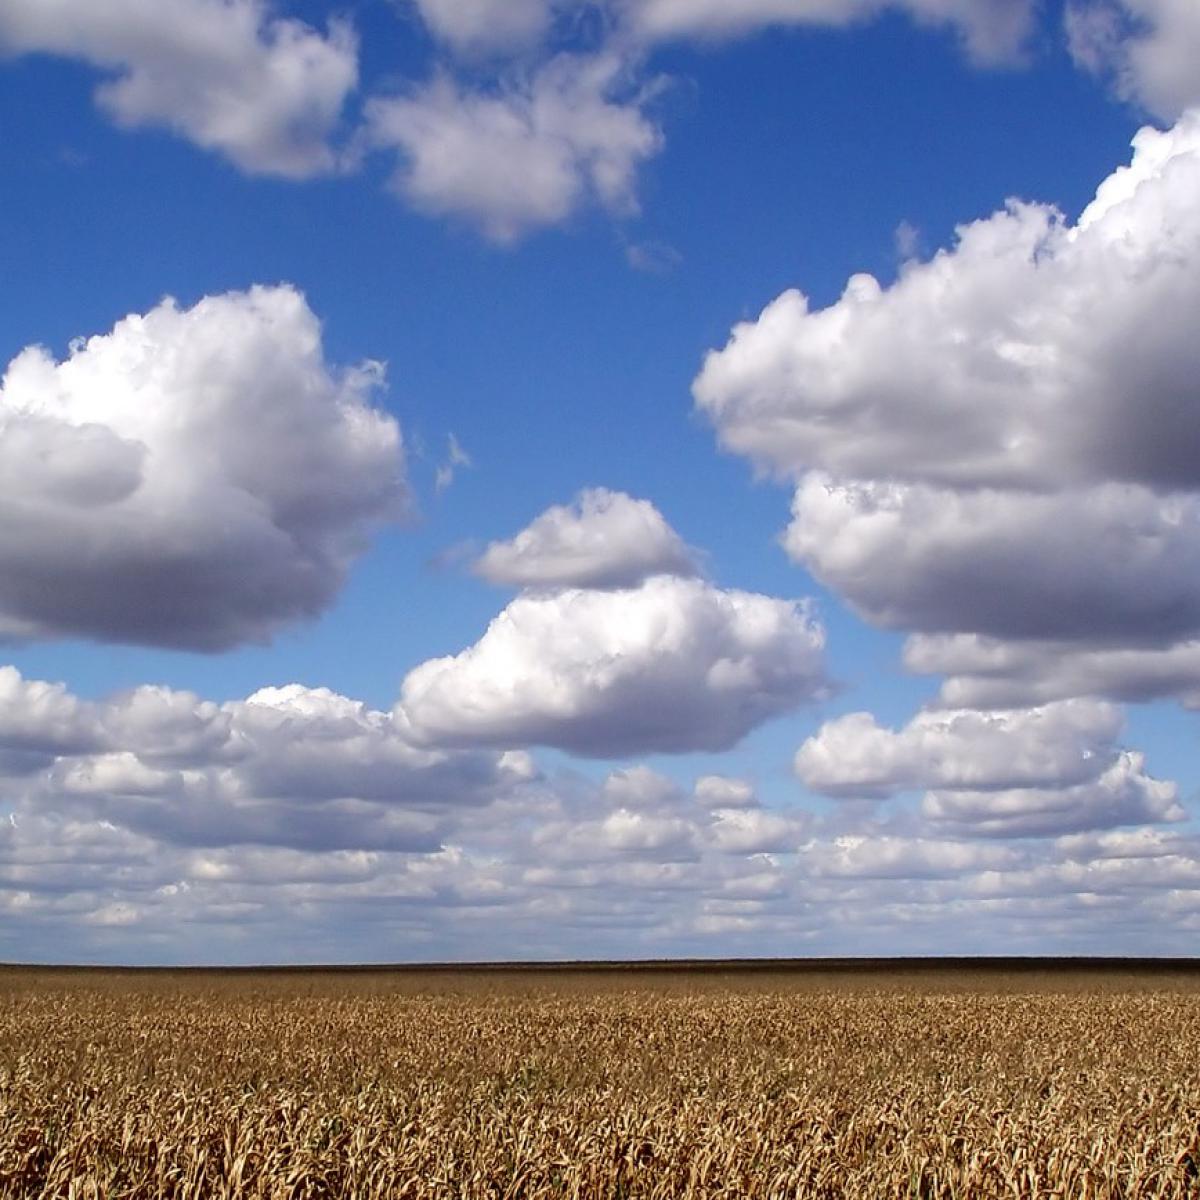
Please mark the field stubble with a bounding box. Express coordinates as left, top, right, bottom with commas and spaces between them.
2, 966, 1199, 1198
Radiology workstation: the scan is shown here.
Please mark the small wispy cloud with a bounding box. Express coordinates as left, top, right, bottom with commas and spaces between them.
625, 238, 682, 275
435, 432, 473, 493
894, 219, 921, 262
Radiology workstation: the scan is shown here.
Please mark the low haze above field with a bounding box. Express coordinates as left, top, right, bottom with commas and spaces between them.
1, 0, 1198, 963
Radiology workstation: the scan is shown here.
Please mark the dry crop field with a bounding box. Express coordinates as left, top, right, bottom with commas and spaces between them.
2, 962, 1200, 1199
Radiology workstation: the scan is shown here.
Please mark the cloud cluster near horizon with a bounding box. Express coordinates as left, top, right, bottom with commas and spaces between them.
797, 701, 1182, 837
0, 415, 1187, 954
0, 656, 1189, 960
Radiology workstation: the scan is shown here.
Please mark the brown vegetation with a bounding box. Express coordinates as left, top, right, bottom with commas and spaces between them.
2, 965, 1200, 1198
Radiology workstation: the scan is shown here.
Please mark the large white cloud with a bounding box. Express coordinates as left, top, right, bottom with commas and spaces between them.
365, 53, 662, 243
0, 285, 405, 650
0, 0, 357, 176
1067, 0, 1200, 120
784, 474, 1200, 642
694, 113, 1200, 493
398, 575, 828, 755
905, 634, 1200, 710
474, 488, 698, 589
796, 700, 1126, 799
694, 111, 1200, 701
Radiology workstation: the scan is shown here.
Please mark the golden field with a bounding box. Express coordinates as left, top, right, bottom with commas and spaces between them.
3, 964, 1200, 1198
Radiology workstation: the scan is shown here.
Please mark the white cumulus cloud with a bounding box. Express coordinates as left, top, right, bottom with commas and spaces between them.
694, 111, 1200, 702
366, 53, 662, 242
0, 0, 358, 176
694, 774, 757, 808
708, 807, 803, 854
2, 669, 528, 854
796, 700, 1126, 799
0, 285, 405, 650
695, 113, 1200, 494
784, 475, 1200, 642
408, 0, 561, 56
796, 700, 1181, 836
905, 635, 1200, 710
0, 670, 1191, 959
923, 752, 1184, 837
389, 0, 1035, 241
474, 488, 698, 589
1067, 0, 1200, 120
602, 764, 682, 808
806, 834, 1019, 879
398, 575, 828, 755
0, 666, 103, 771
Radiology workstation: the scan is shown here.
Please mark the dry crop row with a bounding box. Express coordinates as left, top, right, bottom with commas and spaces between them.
2, 971, 1199, 1197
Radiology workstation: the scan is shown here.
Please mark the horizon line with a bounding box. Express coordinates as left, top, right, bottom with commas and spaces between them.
5, 955, 1200, 973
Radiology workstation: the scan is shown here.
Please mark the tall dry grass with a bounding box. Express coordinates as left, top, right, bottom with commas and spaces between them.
2, 966, 1199, 1198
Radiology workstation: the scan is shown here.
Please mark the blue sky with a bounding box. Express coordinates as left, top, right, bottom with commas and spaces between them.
1, 0, 1199, 963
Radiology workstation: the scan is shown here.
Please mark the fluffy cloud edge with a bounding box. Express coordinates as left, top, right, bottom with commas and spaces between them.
398, 574, 828, 756
0, 284, 406, 651
0, 0, 359, 177
473, 488, 699, 589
